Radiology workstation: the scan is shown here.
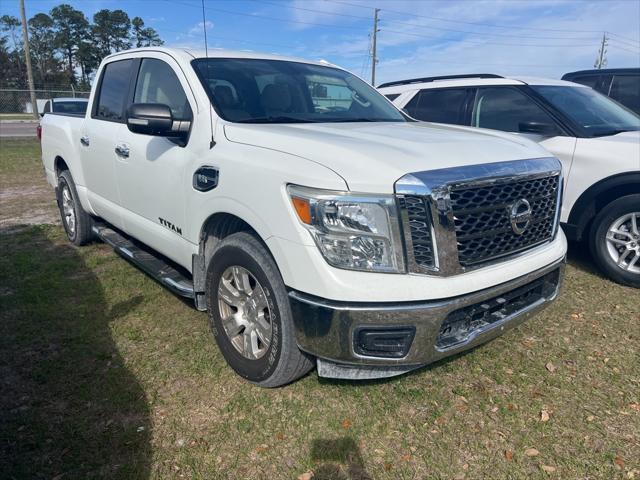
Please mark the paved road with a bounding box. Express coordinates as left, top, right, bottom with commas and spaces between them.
0, 122, 38, 137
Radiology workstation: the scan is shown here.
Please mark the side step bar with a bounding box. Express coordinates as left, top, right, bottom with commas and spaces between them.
92, 223, 197, 303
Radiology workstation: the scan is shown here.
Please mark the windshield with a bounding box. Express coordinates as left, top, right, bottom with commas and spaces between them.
192, 58, 406, 124
531, 85, 640, 137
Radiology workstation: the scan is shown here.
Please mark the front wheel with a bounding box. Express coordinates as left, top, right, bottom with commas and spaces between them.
205, 232, 314, 387
589, 195, 640, 288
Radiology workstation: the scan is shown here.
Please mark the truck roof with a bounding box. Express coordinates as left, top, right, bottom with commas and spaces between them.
105, 46, 340, 70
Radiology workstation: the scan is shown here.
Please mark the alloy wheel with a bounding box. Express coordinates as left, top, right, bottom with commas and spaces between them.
217, 266, 272, 360
605, 212, 640, 274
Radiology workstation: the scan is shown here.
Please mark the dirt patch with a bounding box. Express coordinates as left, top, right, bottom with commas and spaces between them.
0, 183, 59, 227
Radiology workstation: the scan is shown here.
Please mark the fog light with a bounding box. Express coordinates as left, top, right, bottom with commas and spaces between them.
354, 327, 415, 358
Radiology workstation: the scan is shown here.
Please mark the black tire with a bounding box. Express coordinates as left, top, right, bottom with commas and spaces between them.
205, 232, 314, 387
57, 169, 94, 246
589, 194, 640, 288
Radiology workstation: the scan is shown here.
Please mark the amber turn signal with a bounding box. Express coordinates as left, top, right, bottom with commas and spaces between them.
291, 196, 312, 224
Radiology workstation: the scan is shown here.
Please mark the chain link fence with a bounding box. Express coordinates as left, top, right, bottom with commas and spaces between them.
0, 88, 91, 116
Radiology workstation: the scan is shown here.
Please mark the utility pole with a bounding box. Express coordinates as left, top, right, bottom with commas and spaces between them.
19, 0, 38, 119
594, 32, 608, 69
371, 8, 380, 86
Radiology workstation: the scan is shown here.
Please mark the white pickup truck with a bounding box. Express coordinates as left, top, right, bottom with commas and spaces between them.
41, 48, 567, 387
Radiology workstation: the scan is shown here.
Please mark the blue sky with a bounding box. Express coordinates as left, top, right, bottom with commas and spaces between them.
3, 0, 640, 84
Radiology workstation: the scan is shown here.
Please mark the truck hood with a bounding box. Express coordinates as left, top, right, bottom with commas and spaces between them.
224, 121, 551, 193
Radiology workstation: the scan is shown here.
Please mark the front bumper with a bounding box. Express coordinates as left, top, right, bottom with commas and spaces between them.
289, 257, 565, 379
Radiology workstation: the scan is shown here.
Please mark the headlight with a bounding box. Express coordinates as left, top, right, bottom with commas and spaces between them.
288, 185, 405, 273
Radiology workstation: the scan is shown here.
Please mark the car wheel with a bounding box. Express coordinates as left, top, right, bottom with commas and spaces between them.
589, 194, 640, 288
57, 169, 94, 246
205, 232, 314, 387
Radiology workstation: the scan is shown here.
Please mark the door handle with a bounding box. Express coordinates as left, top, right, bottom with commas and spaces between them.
80, 136, 90, 146
114, 144, 130, 158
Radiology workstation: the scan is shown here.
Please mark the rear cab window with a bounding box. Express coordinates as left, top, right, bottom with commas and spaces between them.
52, 101, 88, 114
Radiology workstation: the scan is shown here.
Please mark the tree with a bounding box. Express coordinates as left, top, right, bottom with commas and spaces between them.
76, 39, 99, 85
0, 15, 22, 52
131, 17, 163, 48
0, 15, 26, 88
1, 4, 163, 91
92, 9, 131, 58
50, 4, 90, 84
28, 13, 62, 86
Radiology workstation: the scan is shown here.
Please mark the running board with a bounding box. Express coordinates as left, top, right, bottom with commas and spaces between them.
92, 223, 196, 302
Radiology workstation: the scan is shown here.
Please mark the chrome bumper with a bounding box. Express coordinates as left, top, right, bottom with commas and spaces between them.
289, 258, 565, 379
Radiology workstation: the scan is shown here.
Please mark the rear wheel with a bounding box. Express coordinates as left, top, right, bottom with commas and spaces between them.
57, 169, 94, 246
589, 195, 640, 288
205, 232, 314, 387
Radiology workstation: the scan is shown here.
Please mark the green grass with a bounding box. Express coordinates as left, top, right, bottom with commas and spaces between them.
0, 136, 42, 178
1, 139, 639, 479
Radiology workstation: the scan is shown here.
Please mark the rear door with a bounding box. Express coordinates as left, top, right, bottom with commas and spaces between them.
81, 58, 135, 227
403, 87, 473, 126
115, 55, 196, 265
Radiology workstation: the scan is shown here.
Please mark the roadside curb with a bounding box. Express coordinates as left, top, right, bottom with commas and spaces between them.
0, 119, 40, 124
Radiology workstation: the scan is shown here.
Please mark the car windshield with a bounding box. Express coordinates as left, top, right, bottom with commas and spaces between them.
192, 58, 406, 124
531, 85, 640, 137
52, 100, 88, 114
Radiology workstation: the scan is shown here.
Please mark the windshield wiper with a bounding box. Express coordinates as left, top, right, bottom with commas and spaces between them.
236, 116, 317, 124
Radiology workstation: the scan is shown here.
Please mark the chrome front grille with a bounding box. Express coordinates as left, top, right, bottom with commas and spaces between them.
400, 195, 435, 268
395, 158, 563, 276
450, 175, 560, 266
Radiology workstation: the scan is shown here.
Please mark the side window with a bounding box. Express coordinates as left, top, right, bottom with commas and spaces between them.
609, 75, 640, 114
472, 87, 556, 133
134, 58, 192, 121
404, 88, 469, 125
384, 93, 400, 101
95, 59, 133, 121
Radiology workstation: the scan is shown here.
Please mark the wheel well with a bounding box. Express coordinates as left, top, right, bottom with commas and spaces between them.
193, 213, 274, 310
54, 156, 69, 177
199, 213, 260, 262
568, 173, 640, 241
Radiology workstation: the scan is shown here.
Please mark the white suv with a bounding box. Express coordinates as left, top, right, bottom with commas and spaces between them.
380, 74, 640, 287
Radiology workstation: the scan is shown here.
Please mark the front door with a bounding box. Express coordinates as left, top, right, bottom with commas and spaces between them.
115, 56, 195, 266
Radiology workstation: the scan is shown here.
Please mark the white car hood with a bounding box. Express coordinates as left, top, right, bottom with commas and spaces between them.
597, 129, 640, 144
224, 121, 552, 193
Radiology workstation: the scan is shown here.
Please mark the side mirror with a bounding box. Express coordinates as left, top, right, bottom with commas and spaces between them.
519, 121, 559, 136
127, 103, 187, 138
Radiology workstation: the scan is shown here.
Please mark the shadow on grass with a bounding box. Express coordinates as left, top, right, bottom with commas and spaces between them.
566, 239, 603, 277
311, 437, 373, 480
0, 226, 151, 479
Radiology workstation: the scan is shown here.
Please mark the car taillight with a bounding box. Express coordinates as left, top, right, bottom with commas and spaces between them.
36, 124, 42, 140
